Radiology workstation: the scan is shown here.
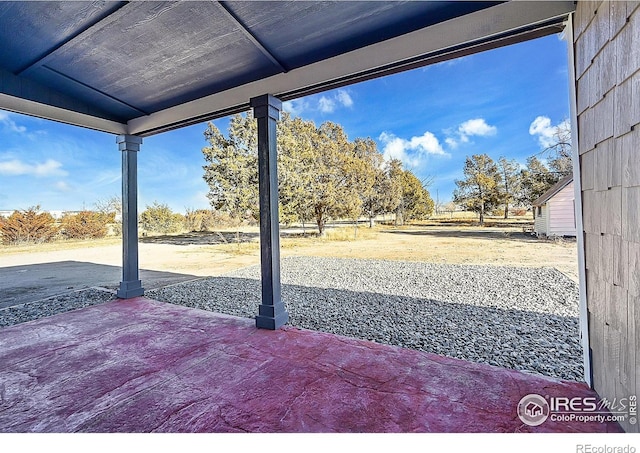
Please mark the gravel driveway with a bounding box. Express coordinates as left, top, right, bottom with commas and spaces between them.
0, 256, 583, 381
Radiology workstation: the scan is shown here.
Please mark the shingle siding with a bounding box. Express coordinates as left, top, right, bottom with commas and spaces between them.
575, 0, 640, 433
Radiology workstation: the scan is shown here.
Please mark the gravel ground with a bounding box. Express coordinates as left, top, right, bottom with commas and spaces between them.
0, 288, 117, 328
0, 256, 583, 381
148, 256, 583, 381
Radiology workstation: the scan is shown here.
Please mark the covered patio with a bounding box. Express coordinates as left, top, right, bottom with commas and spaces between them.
1, 0, 620, 434
0, 297, 622, 433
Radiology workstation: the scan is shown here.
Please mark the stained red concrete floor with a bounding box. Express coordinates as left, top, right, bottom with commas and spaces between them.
0, 297, 623, 433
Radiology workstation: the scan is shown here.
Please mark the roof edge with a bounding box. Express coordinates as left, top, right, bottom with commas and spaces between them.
532, 174, 574, 206
0, 93, 127, 135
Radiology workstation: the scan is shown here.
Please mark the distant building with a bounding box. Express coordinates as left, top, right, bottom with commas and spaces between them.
532, 175, 576, 238
0, 209, 83, 220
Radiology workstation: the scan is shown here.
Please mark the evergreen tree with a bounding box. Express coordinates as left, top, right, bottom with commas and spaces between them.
517, 156, 560, 211
202, 114, 259, 222
453, 154, 502, 225
497, 157, 521, 219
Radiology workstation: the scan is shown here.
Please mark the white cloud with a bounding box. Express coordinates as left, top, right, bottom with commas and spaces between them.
445, 137, 458, 149
318, 96, 335, 113
94, 170, 121, 186
335, 89, 353, 108
0, 158, 68, 177
379, 131, 449, 168
445, 118, 497, 148
426, 55, 471, 71
408, 132, 448, 156
458, 118, 497, 137
282, 99, 309, 116
284, 89, 354, 116
529, 116, 570, 149
54, 181, 72, 192
0, 111, 27, 134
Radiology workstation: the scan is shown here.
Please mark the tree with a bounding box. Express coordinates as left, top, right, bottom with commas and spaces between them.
277, 113, 317, 227
364, 158, 402, 227
60, 210, 112, 239
387, 159, 406, 226
202, 114, 259, 222
201, 113, 388, 236
94, 195, 121, 218
497, 157, 521, 219
308, 121, 359, 235
443, 201, 457, 218
453, 154, 502, 225
347, 137, 379, 233
95, 195, 122, 235
517, 156, 560, 211
543, 119, 572, 176
140, 202, 184, 234
399, 170, 434, 222
0, 206, 58, 245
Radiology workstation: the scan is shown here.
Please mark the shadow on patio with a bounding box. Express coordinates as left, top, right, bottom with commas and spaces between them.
0, 297, 622, 433
381, 228, 541, 242
0, 261, 200, 309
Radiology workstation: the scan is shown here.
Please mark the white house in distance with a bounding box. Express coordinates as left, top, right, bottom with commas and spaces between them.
532, 175, 576, 238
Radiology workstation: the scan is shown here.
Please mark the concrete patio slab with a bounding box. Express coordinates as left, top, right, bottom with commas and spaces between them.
0, 297, 623, 433
0, 261, 199, 309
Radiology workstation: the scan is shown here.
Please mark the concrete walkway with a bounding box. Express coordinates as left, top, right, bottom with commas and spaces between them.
0, 297, 623, 433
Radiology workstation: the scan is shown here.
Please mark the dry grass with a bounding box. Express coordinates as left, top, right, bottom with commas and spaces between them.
321, 226, 379, 242
0, 236, 121, 256
280, 221, 578, 281
216, 241, 260, 255
1, 214, 578, 281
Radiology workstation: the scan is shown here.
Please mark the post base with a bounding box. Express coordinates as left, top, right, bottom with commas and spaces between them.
116, 280, 144, 299
256, 308, 289, 330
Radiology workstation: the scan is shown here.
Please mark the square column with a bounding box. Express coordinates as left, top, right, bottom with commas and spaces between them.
250, 94, 288, 330
116, 134, 144, 299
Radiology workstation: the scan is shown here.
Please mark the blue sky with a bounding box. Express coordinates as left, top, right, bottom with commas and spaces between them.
0, 33, 570, 213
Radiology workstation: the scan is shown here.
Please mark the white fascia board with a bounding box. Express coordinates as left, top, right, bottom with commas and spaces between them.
128, 1, 575, 136
0, 93, 127, 135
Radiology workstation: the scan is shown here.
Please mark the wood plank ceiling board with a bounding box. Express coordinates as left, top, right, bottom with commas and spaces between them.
20, 1, 282, 117
0, 1, 126, 74
223, 1, 499, 70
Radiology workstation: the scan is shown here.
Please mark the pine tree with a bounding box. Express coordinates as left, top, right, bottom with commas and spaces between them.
202, 114, 259, 222
453, 154, 502, 225
497, 157, 521, 219
517, 156, 560, 211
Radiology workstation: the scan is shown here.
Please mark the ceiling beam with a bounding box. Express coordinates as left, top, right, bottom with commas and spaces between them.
15, 1, 129, 76
216, 1, 288, 74
41, 65, 150, 116
0, 92, 127, 134
127, 1, 576, 137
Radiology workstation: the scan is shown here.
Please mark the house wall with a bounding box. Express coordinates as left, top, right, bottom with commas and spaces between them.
534, 205, 548, 235
574, 0, 640, 433
548, 181, 576, 236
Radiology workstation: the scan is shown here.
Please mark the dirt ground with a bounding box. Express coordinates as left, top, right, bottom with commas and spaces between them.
0, 222, 579, 284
